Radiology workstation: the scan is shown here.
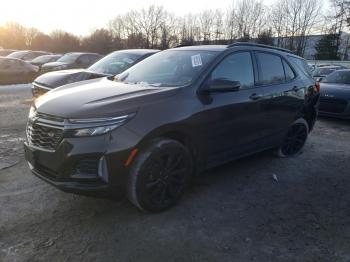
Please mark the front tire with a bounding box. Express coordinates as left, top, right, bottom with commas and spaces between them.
277, 119, 309, 157
127, 138, 193, 212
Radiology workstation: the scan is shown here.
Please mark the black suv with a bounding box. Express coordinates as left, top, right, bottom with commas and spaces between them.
24, 43, 319, 212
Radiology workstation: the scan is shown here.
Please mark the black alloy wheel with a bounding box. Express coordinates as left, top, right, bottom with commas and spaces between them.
278, 120, 309, 157
127, 139, 193, 212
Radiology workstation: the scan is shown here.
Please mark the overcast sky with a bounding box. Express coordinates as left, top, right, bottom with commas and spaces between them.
0, 0, 281, 35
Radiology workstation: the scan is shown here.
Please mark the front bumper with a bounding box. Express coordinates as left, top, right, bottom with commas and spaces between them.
29, 163, 109, 194
24, 126, 141, 195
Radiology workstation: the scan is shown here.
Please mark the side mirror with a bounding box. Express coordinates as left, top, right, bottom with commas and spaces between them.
204, 78, 241, 93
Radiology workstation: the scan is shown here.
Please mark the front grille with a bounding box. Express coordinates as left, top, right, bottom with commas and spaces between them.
26, 114, 64, 151
27, 124, 63, 151
319, 97, 348, 113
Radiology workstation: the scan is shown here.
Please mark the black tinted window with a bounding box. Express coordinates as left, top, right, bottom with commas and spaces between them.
257, 52, 285, 85
323, 71, 350, 84
211, 52, 254, 89
79, 55, 90, 65
283, 60, 296, 81
88, 55, 100, 64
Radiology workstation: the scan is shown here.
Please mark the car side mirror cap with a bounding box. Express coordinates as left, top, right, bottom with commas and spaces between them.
204, 79, 241, 93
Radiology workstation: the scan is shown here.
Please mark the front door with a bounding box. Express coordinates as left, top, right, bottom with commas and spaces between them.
196, 51, 266, 167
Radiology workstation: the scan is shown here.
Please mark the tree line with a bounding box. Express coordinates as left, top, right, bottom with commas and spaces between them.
0, 0, 349, 59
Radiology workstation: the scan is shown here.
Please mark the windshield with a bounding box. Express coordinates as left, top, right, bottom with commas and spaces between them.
57, 53, 81, 63
323, 71, 350, 84
7, 51, 28, 59
88, 52, 140, 75
31, 55, 58, 63
116, 50, 218, 87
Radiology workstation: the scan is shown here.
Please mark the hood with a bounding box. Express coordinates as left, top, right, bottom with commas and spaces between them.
34, 69, 108, 88
42, 61, 69, 68
34, 78, 179, 118
320, 83, 350, 100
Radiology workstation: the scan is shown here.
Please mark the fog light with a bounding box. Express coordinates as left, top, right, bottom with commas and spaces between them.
98, 156, 108, 183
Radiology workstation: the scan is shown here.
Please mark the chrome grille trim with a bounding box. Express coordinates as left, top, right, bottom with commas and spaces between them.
26, 114, 64, 151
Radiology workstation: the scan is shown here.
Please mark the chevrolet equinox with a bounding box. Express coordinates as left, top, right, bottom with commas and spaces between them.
24, 43, 320, 212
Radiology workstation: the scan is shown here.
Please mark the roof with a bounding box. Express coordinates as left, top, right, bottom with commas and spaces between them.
64, 52, 101, 56
0, 57, 24, 62
227, 42, 294, 54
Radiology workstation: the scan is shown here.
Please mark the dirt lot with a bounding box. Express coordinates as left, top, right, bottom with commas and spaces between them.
0, 84, 350, 262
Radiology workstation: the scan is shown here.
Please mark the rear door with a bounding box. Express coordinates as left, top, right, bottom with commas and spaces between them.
254, 51, 306, 145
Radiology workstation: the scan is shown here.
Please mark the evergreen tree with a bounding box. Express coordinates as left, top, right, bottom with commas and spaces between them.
315, 34, 340, 60
256, 29, 274, 46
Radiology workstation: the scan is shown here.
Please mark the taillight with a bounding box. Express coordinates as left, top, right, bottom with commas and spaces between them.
314, 81, 320, 92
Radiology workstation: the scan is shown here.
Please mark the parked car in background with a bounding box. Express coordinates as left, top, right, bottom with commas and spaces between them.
40, 52, 102, 74
0, 57, 39, 84
7, 50, 51, 61
32, 49, 159, 97
317, 64, 347, 69
30, 54, 62, 69
24, 43, 320, 212
0, 49, 17, 57
312, 66, 343, 81
319, 69, 350, 119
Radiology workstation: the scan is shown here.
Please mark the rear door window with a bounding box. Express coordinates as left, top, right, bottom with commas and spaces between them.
256, 52, 285, 85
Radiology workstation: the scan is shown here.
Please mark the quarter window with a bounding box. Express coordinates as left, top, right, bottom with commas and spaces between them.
283, 60, 296, 81
288, 56, 312, 77
211, 52, 255, 89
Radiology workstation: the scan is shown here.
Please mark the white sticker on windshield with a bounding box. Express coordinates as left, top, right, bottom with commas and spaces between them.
191, 54, 202, 67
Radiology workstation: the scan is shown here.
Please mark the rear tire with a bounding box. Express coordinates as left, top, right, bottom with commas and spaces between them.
276, 119, 309, 158
127, 138, 193, 212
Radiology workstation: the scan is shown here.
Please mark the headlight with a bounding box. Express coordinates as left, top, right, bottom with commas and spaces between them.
73, 124, 121, 137
68, 114, 135, 137
28, 106, 36, 119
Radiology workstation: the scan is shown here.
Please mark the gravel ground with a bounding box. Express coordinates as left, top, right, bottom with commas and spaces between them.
0, 85, 350, 262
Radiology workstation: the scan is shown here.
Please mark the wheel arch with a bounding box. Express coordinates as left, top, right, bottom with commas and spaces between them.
136, 125, 204, 174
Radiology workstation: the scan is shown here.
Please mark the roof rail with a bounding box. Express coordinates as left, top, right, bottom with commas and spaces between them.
227, 42, 294, 54
174, 44, 193, 48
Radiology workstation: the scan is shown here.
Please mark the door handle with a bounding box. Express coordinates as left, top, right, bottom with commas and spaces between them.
249, 93, 263, 100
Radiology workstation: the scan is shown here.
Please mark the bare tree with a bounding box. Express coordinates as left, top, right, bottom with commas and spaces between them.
270, 0, 321, 55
